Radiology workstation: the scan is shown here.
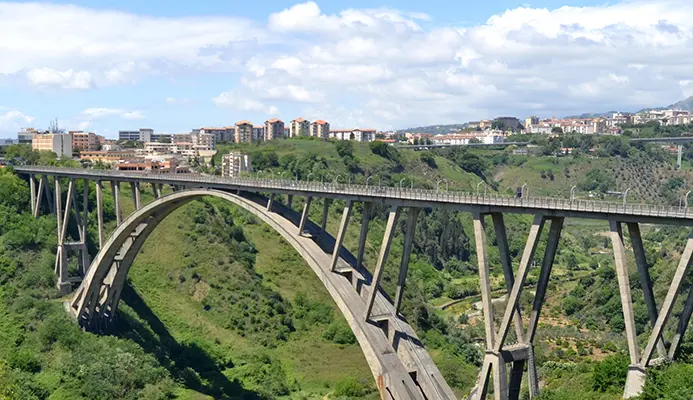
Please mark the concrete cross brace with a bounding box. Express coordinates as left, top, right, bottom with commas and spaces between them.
96, 180, 104, 249
112, 181, 122, 225
365, 206, 400, 320
298, 196, 312, 235
330, 200, 353, 272
356, 202, 372, 269
321, 199, 330, 231
394, 208, 419, 315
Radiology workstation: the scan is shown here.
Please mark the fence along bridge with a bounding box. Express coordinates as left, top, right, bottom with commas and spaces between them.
14, 165, 693, 400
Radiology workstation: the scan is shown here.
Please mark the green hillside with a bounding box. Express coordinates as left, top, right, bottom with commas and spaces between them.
1, 137, 693, 399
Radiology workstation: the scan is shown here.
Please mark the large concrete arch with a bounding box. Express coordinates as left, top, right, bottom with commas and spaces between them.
68, 189, 456, 399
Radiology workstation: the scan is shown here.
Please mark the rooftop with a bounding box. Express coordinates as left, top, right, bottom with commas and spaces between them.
236, 120, 253, 126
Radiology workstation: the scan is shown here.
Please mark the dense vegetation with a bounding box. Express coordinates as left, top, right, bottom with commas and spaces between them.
3, 136, 693, 399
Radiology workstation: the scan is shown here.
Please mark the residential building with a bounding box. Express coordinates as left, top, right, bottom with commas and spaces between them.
252, 126, 265, 142
310, 120, 330, 139
172, 133, 192, 143
191, 132, 216, 150
151, 133, 171, 143
200, 127, 234, 143
115, 159, 189, 174
144, 142, 196, 157
17, 128, 37, 144
118, 128, 153, 142
80, 150, 139, 164
329, 129, 377, 142
32, 133, 73, 158
289, 117, 311, 137
525, 116, 539, 128
101, 141, 121, 152
479, 120, 492, 129
235, 121, 253, 143
264, 118, 285, 141
221, 152, 252, 177
495, 117, 522, 131
0, 139, 15, 147
70, 131, 99, 151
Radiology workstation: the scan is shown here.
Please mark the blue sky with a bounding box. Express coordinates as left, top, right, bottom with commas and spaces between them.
1, 0, 692, 138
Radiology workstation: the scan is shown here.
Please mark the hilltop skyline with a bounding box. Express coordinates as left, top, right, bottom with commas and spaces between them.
2, 0, 693, 137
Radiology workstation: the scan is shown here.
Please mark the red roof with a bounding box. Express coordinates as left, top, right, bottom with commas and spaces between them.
312, 120, 328, 125
266, 118, 283, 123
236, 120, 253, 126
292, 117, 306, 122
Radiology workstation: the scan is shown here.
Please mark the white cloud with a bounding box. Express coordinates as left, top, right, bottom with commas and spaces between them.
165, 97, 192, 105
213, 92, 279, 115
81, 108, 144, 120
0, 110, 34, 133
25, 68, 92, 89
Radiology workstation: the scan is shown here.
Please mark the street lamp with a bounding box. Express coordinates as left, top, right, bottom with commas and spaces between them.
366, 176, 374, 186
685, 191, 692, 217
521, 183, 528, 199
436, 180, 443, 192
307, 172, 313, 182
477, 181, 484, 196
570, 185, 577, 203
399, 178, 406, 189
334, 174, 342, 184
623, 187, 631, 209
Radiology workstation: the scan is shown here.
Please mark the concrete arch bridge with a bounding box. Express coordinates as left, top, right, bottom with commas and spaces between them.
14, 166, 693, 400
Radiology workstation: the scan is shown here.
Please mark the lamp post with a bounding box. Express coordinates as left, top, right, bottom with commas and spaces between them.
307, 172, 313, 182
366, 176, 374, 186
685, 191, 692, 217
399, 178, 406, 189
521, 183, 527, 199
477, 181, 484, 196
436, 180, 443, 192
623, 187, 631, 209
570, 185, 577, 203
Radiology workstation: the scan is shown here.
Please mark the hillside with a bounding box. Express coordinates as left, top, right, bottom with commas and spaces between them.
668, 95, 693, 112
2, 138, 693, 399
396, 124, 469, 134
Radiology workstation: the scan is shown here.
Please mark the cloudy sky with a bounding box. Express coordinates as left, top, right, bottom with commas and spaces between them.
1, 0, 692, 138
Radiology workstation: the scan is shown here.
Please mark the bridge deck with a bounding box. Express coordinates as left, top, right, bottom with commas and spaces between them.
15, 166, 693, 225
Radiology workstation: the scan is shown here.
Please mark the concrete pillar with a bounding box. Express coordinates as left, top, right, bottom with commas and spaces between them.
669, 284, 693, 359
96, 180, 104, 249
678, 144, 683, 170
112, 181, 122, 225
44, 175, 55, 214
609, 221, 643, 398
495, 214, 545, 350
356, 202, 371, 269
152, 183, 160, 199
330, 200, 353, 272
298, 197, 312, 235
81, 180, 90, 275
132, 182, 141, 210
394, 208, 419, 315
473, 213, 497, 350
287, 194, 293, 209
33, 175, 44, 218
29, 174, 36, 216
627, 223, 666, 358
266, 194, 273, 211
365, 206, 400, 320
321, 199, 330, 231
508, 359, 525, 400
640, 230, 693, 368
157, 184, 164, 197
55, 179, 73, 294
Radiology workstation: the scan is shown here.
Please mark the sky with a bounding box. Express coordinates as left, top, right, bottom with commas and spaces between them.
2, 0, 693, 138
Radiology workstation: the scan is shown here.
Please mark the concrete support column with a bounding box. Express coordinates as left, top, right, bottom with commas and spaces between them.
158, 184, 164, 197
365, 206, 400, 320
152, 183, 160, 199
640, 230, 693, 367
609, 221, 644, 398
33, 175, 45, 218
44, 175, 55, 214
55, 179, 72, 294
267, 194, 273, 211
356, 202, 371, 269
678, 144, 683, 170
287, 194, 293, 209
132, 182, 141, 210
321, 199, 330, 231
81, 180, 90, 275
394, 208, 419, 315
298, 197, 312, 235
627, 223, 666, 358
669, 284, 693, 359
96, 180, 104, 249
29, 174, 36, 216
330, 200, 353, 272
112, 181, 122, 225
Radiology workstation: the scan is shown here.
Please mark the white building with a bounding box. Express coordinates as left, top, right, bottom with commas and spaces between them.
32, 133, 73, 159
221, 152, 252, 177
310, 120, 330, 139
329, 129, 376, 142
191, 132, 215, 150
264, 118, 285, 141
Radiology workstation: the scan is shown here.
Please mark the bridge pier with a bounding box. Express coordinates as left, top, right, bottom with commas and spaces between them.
394, 208, 418, 315
321, 199, 330, 231
330, 200, 353, 272
96, 180, 104, 248
356, 202, 371, 270
470, 213, 563, 400
132, 182, 141, 210
298, 197, 312, 236
366, 206, 400, 320
111, 181, 122, 225
287, 194, 293, 209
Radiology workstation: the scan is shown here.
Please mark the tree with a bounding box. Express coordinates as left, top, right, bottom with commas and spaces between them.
551, 126, 564, 134
592, 354, 628, 392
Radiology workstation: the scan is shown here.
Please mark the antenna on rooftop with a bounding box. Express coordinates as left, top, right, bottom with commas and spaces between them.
48, 118, 60, 134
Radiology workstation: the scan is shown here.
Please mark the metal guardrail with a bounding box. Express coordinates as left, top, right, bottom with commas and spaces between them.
14, 166, 693, 220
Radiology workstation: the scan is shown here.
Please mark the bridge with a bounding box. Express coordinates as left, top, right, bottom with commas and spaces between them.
394, 142, 530, 150
630, 136, 693, 169
13, 165, 693, 400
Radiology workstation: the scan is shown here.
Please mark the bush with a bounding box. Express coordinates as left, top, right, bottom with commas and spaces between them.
592, 354, 628, 392
333, 377, 369, 397
419, 152, 437, 168
322, 321, 356, 345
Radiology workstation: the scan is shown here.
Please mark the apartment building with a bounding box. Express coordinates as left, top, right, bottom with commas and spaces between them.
80, 150, 139, 164
32, 133, 73, 158
329, 129, 376, 142
172, 133, 192, 143
252, 126, 265, 142
221, 152, 252, 177
191, 132, 216, 150
235, 121, 253, 143
264, 118, 285, 141
200, 127, 234, 143
310, 120, 330, 139
118, 128, 153, 142
17, 128, 38, 144
70, 131, 99, 151
289, 118, 310, 137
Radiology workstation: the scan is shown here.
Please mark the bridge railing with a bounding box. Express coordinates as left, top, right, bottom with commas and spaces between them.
14, 166, 693, 219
